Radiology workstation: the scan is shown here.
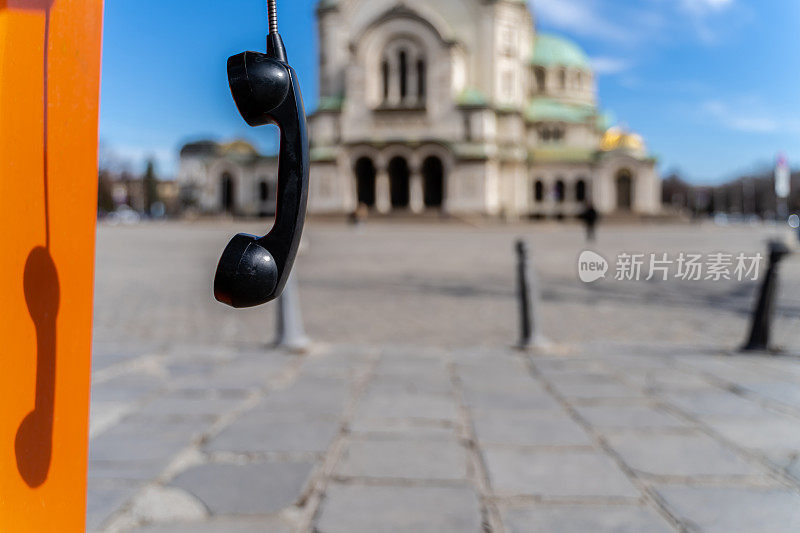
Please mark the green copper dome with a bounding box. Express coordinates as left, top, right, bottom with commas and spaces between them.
525, 99, 594, 123
456, 87, 488, 107
531, 33, 590, 69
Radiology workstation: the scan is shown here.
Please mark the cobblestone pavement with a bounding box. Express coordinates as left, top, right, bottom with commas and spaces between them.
93, 220, 800, 350
88, 341, 800, 532
88, 221, 800, 531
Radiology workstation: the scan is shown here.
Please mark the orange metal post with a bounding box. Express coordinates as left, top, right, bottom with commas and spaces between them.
0, 0, 103, 530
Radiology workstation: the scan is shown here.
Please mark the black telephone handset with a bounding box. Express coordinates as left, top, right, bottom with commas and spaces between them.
213, 5, 309, 309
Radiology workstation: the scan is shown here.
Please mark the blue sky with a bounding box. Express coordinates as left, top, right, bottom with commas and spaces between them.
99, 0, 800, 183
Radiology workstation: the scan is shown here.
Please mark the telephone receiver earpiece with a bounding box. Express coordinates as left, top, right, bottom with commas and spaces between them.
214, 32, 309, 308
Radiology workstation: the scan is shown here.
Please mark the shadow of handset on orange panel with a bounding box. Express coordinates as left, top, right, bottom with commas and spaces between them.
12, 0, 58, 489
15, 247, 59, 488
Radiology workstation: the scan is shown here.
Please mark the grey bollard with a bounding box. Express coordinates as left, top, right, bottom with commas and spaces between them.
275, 271, 311, 353
516, 240, 548, 350
741, 240, 790, 352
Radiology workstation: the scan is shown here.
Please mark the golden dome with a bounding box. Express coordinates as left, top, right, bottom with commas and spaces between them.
600, 127, 645, 153
220, 140, 258, 156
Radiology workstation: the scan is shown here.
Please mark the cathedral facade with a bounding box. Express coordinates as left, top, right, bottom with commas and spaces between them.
178, 0, 660, 218
177, 140, 278, 217
308, 0, 659, 217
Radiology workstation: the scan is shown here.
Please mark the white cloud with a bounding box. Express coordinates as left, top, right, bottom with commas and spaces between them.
531, 0, 637, 43
591, 56, 632, 75
702, 100, 780, 134
676, 0, 737, 42
680, 0, 734, 15
531, 0, 740, 46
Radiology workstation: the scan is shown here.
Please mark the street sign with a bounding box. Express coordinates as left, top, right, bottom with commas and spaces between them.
775, 153, 790, 199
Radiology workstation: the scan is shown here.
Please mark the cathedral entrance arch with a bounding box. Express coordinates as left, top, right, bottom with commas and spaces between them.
221, 172, 235, 213
616, 169, 634, 211
388, 156, 410, 209
354, 157, 376, 208
422, 155, 444, 208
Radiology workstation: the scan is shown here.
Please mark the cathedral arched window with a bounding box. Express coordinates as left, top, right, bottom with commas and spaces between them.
576, 179, 587, 202
417, 59, 426, 100
399, 49, 408, 100
539, 125, 565, 143
558, 68, 567, 90
259, 180, 270, 201
555, 179, 565, 203
382, 60, 390, 102
539, 127, 550, 142
379, 38, 427, 109
534, 67, 546, 93
534, 180, 544, 202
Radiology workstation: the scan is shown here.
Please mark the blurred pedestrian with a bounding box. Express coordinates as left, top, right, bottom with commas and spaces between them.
349, 202, 369, 230
579, 202, 599, 242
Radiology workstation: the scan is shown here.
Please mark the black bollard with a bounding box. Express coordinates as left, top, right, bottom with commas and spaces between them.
741, 240, 790, 352
516, 240, 532, 348
516, 240, 547, 350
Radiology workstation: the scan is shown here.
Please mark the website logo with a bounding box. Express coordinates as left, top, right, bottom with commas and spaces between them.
578, 250, 609, 283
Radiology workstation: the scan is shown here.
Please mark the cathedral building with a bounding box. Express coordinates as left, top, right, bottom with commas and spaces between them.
178, 140, 278, 217
179, 0, 660, 218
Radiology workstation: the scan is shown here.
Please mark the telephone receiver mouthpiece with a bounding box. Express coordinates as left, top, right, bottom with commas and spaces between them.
214, 32, 309, 309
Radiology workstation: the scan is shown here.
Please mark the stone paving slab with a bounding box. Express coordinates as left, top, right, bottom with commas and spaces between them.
347, 418, 456, 439
374, 357, 450, 379
739, 381, 800, 409
604, 430, 765, 479
622, 368, 714, 392
89, 418, 209, 463
704, 412, 800, 455
172, 358, 287, 392
502, 505, 675, 533
574, 403, 689, 430
654, 486, 800, 533
355, 391, 459, 422
482, 448, 641, 499
91, 372, 163, 403
134, 517, 295, 533
87, 484, 141, 532
550, 380, 647, 401
462, 388, 561, 411
248, 386, 349, 418
315, 485, 483, 533
656, 390, 770, 418
170, 462, 315, 515
88, 459, 168, 482
458, 370, 540, 394
335, 436, 469, 481
784, 458, 800, 484
366, 373, 454, 395
205, 415, 341, 454
133, 392, 244, 419
471, 410, 593, 447
90, 400, 137, 438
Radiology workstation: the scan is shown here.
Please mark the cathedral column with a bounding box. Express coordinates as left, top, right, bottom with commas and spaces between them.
407, 55, 418, 108
388, 58, 400, 107
410, 167, 424, 214
376, 168, 391, 214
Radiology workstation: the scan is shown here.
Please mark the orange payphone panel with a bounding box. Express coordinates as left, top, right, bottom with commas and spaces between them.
0, 0, 103, 530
